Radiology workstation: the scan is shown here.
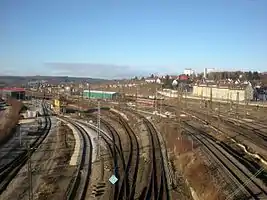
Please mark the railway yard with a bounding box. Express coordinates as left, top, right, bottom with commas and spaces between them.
0, 95, 267, 200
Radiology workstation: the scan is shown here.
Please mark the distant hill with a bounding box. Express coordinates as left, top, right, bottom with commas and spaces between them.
0, 75, 108, 87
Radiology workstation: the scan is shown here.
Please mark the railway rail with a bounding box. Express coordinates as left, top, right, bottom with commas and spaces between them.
142, 117, 169, 200
0, 103, 51, 195
183, 120, 267, 199
78, 115, 125, 200
87, 110, 141, 200
184, 108, 267, 151
61, 118, 93, 200
97, 118, 125, 200
126, 109, 169, 200
107, 111, 140, 200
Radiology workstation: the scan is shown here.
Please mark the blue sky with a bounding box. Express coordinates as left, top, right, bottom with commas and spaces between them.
1, 0, 267, 78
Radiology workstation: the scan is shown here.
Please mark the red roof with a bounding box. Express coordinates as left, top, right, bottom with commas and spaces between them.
179, 74, 189, 80
0, 87, 25, 92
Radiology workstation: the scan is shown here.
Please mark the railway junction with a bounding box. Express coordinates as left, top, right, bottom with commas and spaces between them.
0, 91, 267, 200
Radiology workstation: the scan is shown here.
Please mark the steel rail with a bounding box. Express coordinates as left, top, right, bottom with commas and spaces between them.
0, 103, 51, 195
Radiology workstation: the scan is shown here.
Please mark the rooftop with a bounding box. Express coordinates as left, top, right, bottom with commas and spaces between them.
0, 87, 25, 92
196, 83, 251, 90
83, 90, 117, 94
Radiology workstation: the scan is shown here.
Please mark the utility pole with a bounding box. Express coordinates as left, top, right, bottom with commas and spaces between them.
178, 88, 182, 131
244, 91, 247, 118
159, 84, 163, 117
155, 86, 158, 113
136, 86, 139, 111
31, 91, 33, 105
210, 87, 213, 111
119, 84, 122, 109
201, 89, 203, 108
122, 84, 125, 108
80, 86, 84, 113
87, 83, 90, 107
19, 124, 22, 146
229, 91, 233, 115
184, 88, 188, 109
227, 91, 230, 111
217, 102, 221, 132
97, 100, 101, 159
27, 144, 33, 200
236, 92, 239, 119
135, 86, 137, 111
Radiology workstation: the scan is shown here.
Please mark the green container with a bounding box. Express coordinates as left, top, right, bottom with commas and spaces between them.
83, 90, 118, 100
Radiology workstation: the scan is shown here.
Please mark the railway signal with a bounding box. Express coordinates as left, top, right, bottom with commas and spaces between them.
109, 175, 118, 185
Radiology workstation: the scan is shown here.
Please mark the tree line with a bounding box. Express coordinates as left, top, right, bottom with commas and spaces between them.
198, 71, 261, 81
132, 71, 264, 87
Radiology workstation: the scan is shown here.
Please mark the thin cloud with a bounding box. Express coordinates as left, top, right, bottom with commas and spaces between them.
44, 62, 151, 79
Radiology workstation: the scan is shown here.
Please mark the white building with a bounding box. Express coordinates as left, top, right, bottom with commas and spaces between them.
145, 79, 156, 83
204, 68, 216, 78
207, 68, 216, 73
184, 68, 194, 76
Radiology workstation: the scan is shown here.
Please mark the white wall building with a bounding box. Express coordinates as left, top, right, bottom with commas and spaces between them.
184, 68, 194, 76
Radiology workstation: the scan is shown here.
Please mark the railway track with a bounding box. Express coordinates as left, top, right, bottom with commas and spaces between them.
126, 109, 169, 200
176, 107, 267, 187
98, 119, 125, 200
86, 111, 142, 200
183, 120, 267, 199
185, 108, 267, 151
88, 114, 125, 170
78, 115, 125, 200
0, 103, 51, 195
108, 111, 140, 200
90, 108, 169, 199
141, 117, 169, 200
62, 118, 93, 200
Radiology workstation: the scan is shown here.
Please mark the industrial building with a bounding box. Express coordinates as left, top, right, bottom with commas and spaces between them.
192, 83, 254, 102
83, 90, 120, 100
0, 88, 25, 100
0, 98, 5, 110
